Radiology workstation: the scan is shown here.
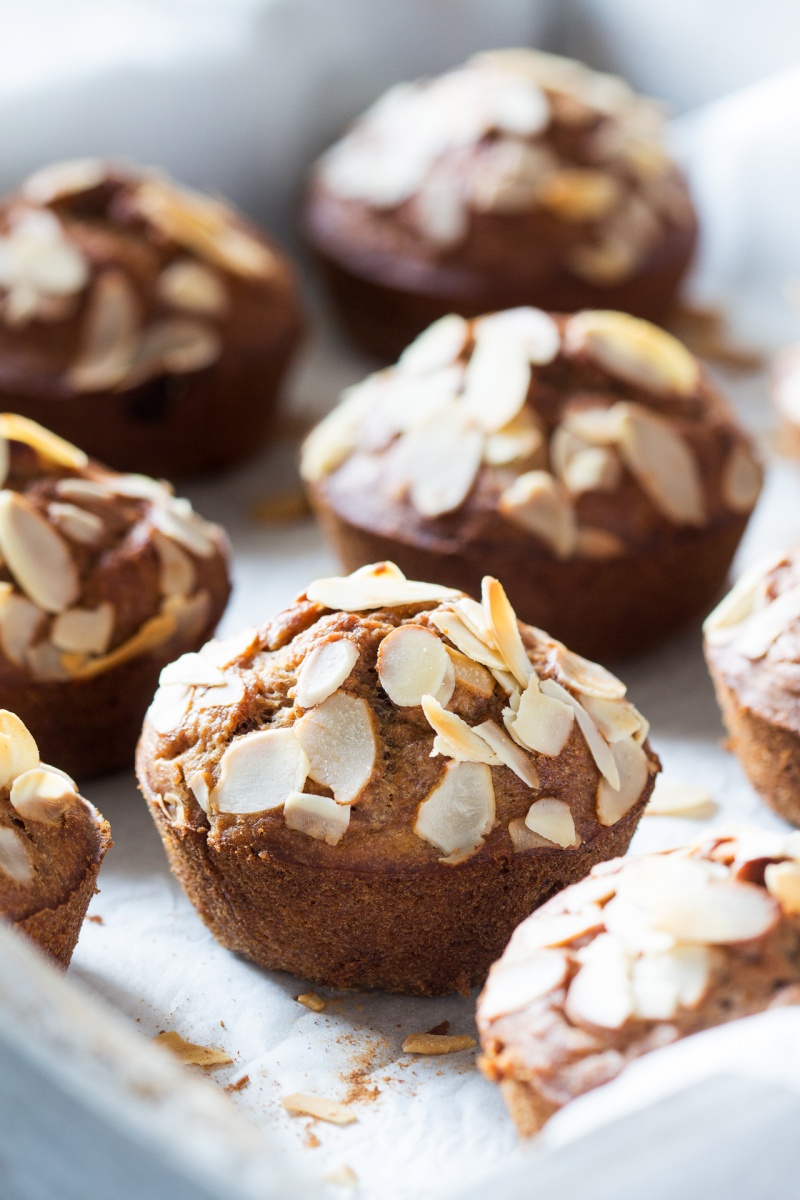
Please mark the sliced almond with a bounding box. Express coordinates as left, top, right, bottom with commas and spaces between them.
509, 677, 574, 756
422, 695, 501, 765
653, 880, 778, 944
405, 405, 483, 517
617, 404, 705, 526
561, 405, 627, 447
731, 584, 800, 660
703, 560, 766, 642
281, 1094, 356, 1126
68, 269, 140, 392
504, 909, 605, 957
47, 501, 104, 546
51, 603, 114, 655
0, 826, 32, 884
152, 529, 195, 597
498, 471, 577, 557
524, 797, 579, 847
414, 759, 495, 859
721, 444, 761, 514
565, 934, 633, 1029
541, 678, 619, 788
480, 950, 569, 1021
508, 817, 561, 851
551, 644, 626, 699
160, 652, 226, 688
54, 478, 113, 503
294, 691, 376, 804
295, 639, 359, 709
645, 780, 717, 818
154, 1031, 232, 1069
210, 728, 310, 815
565, 236, 638, 285
377, 625, 448, 707
0, 490, 78, 613
535, 168, 621, 222
195, 677, 245, 711
581, 694, 648, 744
307, 565, 459, 613
427, 609, 507, 672
147, 684, 191, 735
575, 526, 626, 559
22, 158, 107, 204
0, 591, 43, 665
284, 791, 351, 846
596, 735, 649, 824
299, 383, 374, 483
481, 576, 533, 687
564, 310, 700, 397
483, 409, 543, 466
0, 711, 39, 789
187, 770, 210, 814
765, 861, 800, 915
563, 447, 621, 495
631, 945, 712, 1020
66, 607, 177, 680
473, 719, 539, 787
445, 647, 495, 697
127, 318, 221, 385
9, 767, 77, 824
150, 499, 217, 558
397, 314, 469, 376
412, 174, 468, 246
401, 1033, 476, 1054
0, 415, 88, 472
157, 260, 229, 316
296, 992, 326, 1012
473, 307, 560, 366
461, 327, 531, 432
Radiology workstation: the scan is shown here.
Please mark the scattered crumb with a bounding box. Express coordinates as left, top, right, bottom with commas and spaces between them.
220, 1020, 226, 1028
645, 779, 718, 819
224, 1074, 250, 1093
86, 914, 103, 925
153, 1030, 233, 1069
325, 1164, 358, 1189
402, 1033, 477, 1056
251, 490, 310, 525
297, 992, 327, 1013
282, 1093, 357, 1126
427, 1020, 450, 1036
305, 1129, 321, 1149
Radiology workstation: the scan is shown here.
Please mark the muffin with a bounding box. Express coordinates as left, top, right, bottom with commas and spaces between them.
0, 158, 304, 477
772, 343, 800, 461
477, 828, 800, 1135
0, 413, 230, 777
0, 708, 111, 966
704, 547, 800, 826
302, 307, 762, 661
305, 49, 697, 360
136, 562, 658, 995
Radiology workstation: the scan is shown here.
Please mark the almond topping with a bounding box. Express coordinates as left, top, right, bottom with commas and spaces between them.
721, 444, 761, 514
472, 719, 539, 787
616, 404, 705, 526
295, 639, 359, 709
507, 678, 574, 756
524, 797, 579, 847
307, 564, 459, 612
68, 269, 140, 392
565, 934, 633, 1029
461, 326, 531, 432
653, 880, 778, 944
483, 409, 543, 466
551, 643, 626, 699
9, 767, 77, 824
294, 692, 376, 804
0, 591, 43, 665
281, 1094, 356, 1126
152, 529, 196, 597
299, 384, 374, 484
157, 260, 229, 316
498, 471, 577, 557
296, 992, 327, 1012
22, 158, 107, 204
631, 946, 712, 1020
541, 678, 619, 787
210, 728, 310, 815
160, 652, 226, 688
51, 603, 114, 656
765, 861, 800, 915
127, 317, 221, 385
0, 490, 79, 613
47, 502, 104, 546
575, 526, 626, 559
480, 950, 569, 1021
422, 695, 500, 766
0, 415, 88, 471
284, 791, 350, 845
564, 310, 700, 397
535, 168, 621, 222
581, 694, 648, 744
0, 826, 32, 885
429, 610, 507, 672
397, 313, 469, 376
0, 711, 39, 789
377, 624, 448, 707
414, 759, 495, 860
445, 647, 495, 697
401, 1034, 476, 1055
405, 406, 483, 516
473, 308, 561, 365
481, 576, 532, 687
150, 499, 217, 558
147, 684, 191, 735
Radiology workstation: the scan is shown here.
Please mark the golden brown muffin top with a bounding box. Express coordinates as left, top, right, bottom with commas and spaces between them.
302, 309, 761, 559
0, 709, 109, 921
140, 563, 658, 872
308, 49, 695, 286
477, 828, 800, 1124
0, 415, 229, 684
0, 159, 301, 397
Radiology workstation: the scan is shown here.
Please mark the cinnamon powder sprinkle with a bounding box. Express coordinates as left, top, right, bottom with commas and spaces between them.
402, 1033, 477, 1055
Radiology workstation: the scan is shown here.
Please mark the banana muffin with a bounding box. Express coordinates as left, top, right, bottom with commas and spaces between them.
0, 158, 303, 476
0, 708, 111, 966
305, 49, 697, 359
478, 828, 800, 1135
705, 547, 800, 826
302, 307, 762, 660
0, 413, 230, 777
137, 562, 658, 995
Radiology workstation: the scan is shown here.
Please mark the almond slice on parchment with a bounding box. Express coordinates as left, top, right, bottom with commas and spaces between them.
294, 692, 376, 804
401, 1033, 476, 1054
524, 797, 579, 847
616, 403, 705, 526
645, 779, 717, 818
296, 992, 327, 1012
307, 564, 460, 612
480, 949, 569, 1021
377, 624, 448, 707
405, 405, 484, 517
210, 727, 309, 815
281, 1093, 357, 1126
154, 1030, 232, 1069
284, 791, 351, 846
414, 759, 495, 860
498, 470, 577, 558
295, 638, 360, 709
0, 490, 79, 613
564, 310, 700, 397
68, 269, 140, 392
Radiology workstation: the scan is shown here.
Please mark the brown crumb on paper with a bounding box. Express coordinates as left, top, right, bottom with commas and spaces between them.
296, 991, 327, 1012
251, 490, 310, 525
225, 1074, 250, 1093
305, 1129, 321, 1149
282, 1093, 357, 1125
86, 914, 103, 925
153, 1030, 233, 1069
427, 1020, 450, 1036
402, 1033, 477, 1056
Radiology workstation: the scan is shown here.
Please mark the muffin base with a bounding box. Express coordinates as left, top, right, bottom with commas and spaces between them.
311, 489, 749, 662
139, 773, 648, 995
0, 327, 302, 479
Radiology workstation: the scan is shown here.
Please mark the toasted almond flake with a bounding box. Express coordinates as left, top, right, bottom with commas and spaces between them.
68, 269, 140, 392
596, 735, 649, 825
284, 791, 351, 845
631, 945, 712, 1020
703, 561, 766, 641
187, 770, 210, 814
108, 473, 173, 502
422, 695, 500, 766
481, 576, 532, 687
414, 759, 495, 859
575, 526, 626, 559
151, 497, 217, 558
211, 728, 310, 815
152, 529, 195, 597
413, 173, 468, 246
9, 767, 77, 824
645, 780, 716, 818
566, 934, 633, 1029
377, 625, 448, 707
307, 565, 459, 613
405, 406, 483, 517
505, 910, 605, 958
765, 861, 800, 915
47, 501, 104, 546
498, 471, 577, 557
195, 677, 246, 711
509, 678, 574, 756
483, 409, 544, 465
127, 317, 222, 385
294, 692, 376, 804
65, 607, 177, 680
562, 405, 627, 446
429, 610, 507, 672
0, 826, 32, 885
295, 639, 360, 709
473, 307, 561, 365
564, 447, 621, 495
564, 310, 700, 397
552, 644, 626, 699
535, 168, 621, 221
397, 314, 469, 376
435, 653, 456, 707
51, 603, 114, 655
616, 404, 705, 526
0, 712, 39, 790
300, 384, 374, 483
721, 444, 761, 514
401, 1033, 476, 1054
565, 237, 638, 285
493, 669, 519, 697
581, 694, 648, 744
480, 950, 569, 1021
461, 328, 531, 433
161, 652, 226, 689
147, 684, 191, 735
541, 678, 619, 788
452, 596, 498, 647
731, 584, 800, 660
0, 490, 78, 613
54, 478, 113, 504
22, 158, 107, 204
508, 817, 561, 850
524, 797, 579, 847
157, 260, 229, 316
154, 1031, 232, 1069
445, 647, 495, 697
281, 1094, 356, 1126
473, 718, 539, 787
653, 880, 778, 944
0, 590, 43, 665
296, 992, 327, 1012
0, 415, 88, 471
